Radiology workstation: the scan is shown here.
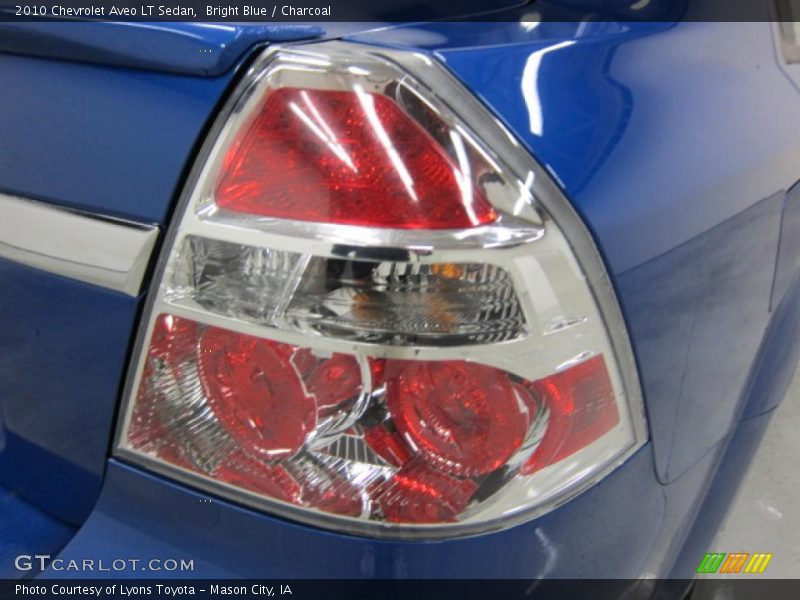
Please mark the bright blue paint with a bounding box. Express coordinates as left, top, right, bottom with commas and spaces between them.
0, 51, 236, 224
0, 258, 141, 524
0, 482, 75, 579
0, 22, 324, 76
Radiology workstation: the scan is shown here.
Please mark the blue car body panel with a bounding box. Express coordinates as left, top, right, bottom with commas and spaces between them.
0, 51, 237, 224
1, 16, 800, 581
0, 46, 243, 527
0, 22, 323, 76
49, 447, 664, 579
356, 20, 800, 483
0, 483, 75, 579
0, 259, 139, 525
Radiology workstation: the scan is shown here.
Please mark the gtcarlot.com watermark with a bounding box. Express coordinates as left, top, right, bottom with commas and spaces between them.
15, 554, 195, 573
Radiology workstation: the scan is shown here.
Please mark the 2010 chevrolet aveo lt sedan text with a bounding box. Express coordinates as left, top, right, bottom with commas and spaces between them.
1, 7, 799, 596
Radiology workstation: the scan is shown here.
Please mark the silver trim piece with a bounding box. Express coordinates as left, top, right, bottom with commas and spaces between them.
0, 193, 159, 296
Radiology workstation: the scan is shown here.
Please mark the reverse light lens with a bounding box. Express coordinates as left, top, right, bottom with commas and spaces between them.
522, 355, 620, 475
169, 236, 526, 345
215, 87, 497, 229
117, 42, 646, 538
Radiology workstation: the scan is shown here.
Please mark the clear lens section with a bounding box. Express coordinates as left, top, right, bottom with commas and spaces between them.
127, 314, 620, 526
167, 236, 526, 345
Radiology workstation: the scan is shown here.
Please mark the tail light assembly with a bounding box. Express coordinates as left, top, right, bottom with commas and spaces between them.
115, 41, 647, 538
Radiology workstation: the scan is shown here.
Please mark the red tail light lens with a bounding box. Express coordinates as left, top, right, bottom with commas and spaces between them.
374, 462, 479, 524
216, 453, 302, 504
117, 42, 646, 538
197, 325, 317, 460
128, 314, 626, 525
385, 361, 534, 477
215, 88, 496, 229
521, 355, 619, 475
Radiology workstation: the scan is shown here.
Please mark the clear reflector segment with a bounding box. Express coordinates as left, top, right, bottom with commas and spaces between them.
126, 314, 621, 526
166, 236, 526, 345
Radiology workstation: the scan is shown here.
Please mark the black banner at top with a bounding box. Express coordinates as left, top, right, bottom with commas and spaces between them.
0, 0, 793, 22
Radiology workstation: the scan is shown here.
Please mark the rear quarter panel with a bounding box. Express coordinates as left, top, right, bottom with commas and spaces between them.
0, 52, 237, 522
354, 20, 800, 482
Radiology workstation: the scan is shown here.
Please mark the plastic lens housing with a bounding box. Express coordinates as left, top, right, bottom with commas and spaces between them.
115, 42, 647, 538
168, 236, 526, 345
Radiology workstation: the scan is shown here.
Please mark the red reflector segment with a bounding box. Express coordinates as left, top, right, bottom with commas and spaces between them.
363, 422, 413, 468
214, 88, 497, 229
290, 456, 365, 517
521, 355, 620, 475
384, 360, 534, 477
216, 452, 302, 504
198, 326, 317, 461
295, 350, 362, 414
374, 462, 479, 524
149, 313, 198, 364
